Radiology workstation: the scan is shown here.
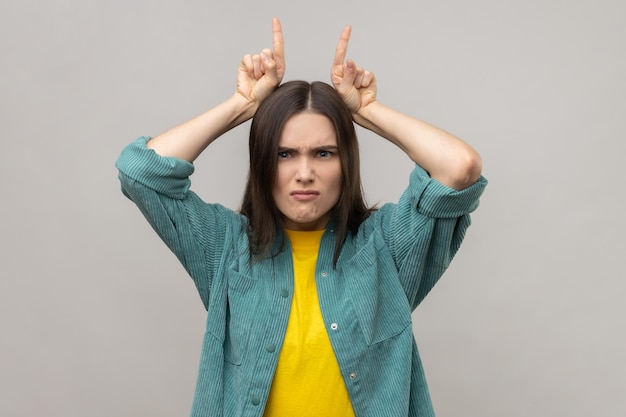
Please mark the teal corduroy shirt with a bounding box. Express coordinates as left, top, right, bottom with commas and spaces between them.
116, 136, 487, 417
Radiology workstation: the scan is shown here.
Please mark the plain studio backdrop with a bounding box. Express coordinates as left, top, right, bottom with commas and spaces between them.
1, 1, 624, 416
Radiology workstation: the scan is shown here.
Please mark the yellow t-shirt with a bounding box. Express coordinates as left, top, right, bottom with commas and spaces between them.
263, 229, 355, 417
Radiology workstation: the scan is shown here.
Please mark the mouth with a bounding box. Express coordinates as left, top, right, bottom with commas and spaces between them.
291, 190, 320, 201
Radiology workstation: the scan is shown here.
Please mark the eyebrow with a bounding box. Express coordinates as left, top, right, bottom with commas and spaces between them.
278, 145, 339, 152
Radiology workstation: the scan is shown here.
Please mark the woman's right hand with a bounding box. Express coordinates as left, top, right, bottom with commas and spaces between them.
236, 18, 285, 108
146, 18, 285, 162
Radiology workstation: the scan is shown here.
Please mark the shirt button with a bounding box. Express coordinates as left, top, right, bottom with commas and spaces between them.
251, 396, 261, 406
265, 343, 276, 353
321, 271, 328, 277
349, 372, 356, 380
280, 289, 289, 298
330, 229, 335, 233
330, 323, 338, 330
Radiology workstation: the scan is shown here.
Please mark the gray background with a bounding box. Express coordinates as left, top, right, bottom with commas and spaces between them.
1, 0, 624, 416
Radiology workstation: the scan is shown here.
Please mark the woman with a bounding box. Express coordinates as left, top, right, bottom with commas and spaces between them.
116, 18, 487, 417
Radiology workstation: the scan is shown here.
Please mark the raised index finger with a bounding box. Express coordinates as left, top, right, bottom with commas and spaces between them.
272, 18, 285, 67
333, 25, 352, 66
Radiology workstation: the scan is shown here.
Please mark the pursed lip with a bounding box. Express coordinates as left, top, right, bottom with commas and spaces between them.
290, 190, 320, 200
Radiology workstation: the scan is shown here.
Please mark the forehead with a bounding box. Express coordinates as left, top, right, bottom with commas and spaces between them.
279, 112, 337, 147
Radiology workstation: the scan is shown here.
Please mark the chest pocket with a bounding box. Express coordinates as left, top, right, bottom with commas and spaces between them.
343, 239, 412, 345
223, 269, 259, 365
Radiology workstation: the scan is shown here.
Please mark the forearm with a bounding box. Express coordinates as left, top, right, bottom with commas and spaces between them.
146, 94, 256, 162
354, 101, 482, 190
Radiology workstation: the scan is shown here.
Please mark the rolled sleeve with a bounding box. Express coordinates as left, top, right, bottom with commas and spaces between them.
408, 164, 488, 218
115, 136, 195, 200
375, 164, 488, 309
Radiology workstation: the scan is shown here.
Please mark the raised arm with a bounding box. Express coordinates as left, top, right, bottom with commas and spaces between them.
330, 26, 482, 190
146, 18, 286, 162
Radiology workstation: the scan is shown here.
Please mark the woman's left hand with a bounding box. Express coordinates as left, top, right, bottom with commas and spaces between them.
236, 18, 286, 107
330, 26, 377, 114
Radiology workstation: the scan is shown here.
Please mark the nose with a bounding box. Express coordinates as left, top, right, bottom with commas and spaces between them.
295, 158, 314, 183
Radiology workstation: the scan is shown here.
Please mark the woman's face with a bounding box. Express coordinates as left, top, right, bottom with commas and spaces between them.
272, 112, 342, 231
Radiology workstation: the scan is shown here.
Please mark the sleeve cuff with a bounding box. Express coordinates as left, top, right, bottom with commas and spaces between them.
409, 164, 488, 218
115, 136, 195, 199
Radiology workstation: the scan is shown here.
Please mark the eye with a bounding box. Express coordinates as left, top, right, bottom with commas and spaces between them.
317, 150, 332, 158
278, 151, 291, 159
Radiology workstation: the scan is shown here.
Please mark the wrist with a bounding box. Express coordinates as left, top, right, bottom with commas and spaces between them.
355, 100, 381, 120
229, 93, 259, 123
353, 100, 383, 130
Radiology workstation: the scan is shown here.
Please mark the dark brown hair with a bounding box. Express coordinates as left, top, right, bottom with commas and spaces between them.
240, 80, 373, 266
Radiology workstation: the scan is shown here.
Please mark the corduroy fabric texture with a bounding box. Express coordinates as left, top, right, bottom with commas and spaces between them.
116, 136, 487, 417
263, 229, 355, 416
